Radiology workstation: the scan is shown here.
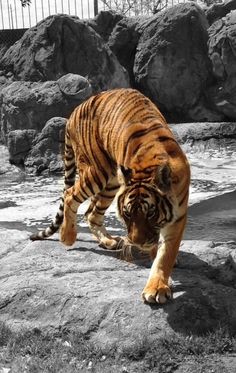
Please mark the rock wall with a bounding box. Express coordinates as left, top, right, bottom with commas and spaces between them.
0, 2, 236, 173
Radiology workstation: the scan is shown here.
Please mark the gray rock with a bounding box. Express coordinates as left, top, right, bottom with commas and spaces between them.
24, 117, 67, 175
208, 10, 236, 120
7, 129, 37, 166
108, 17, 141, 85
57, 73, 92, 99
171, 122, 236, 143
171, 122, 236, 156
133, 3, 219, 122
0, 75, 91, 142
0, 144, 24, 177
88, 10, 124, 42
0, 14, 129, 92
205, 0, 236, 25
0, 236, 235, 343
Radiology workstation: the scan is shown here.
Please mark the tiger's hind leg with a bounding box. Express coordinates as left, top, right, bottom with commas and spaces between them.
85, 176, 121, 249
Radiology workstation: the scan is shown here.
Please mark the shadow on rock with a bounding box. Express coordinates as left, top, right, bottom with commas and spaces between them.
147, 248, 236, 336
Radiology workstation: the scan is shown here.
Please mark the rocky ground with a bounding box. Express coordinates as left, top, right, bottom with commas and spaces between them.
0, 129, 236, 371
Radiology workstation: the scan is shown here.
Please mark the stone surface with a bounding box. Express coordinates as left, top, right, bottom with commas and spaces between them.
7, 129, 37, 167
0, 233, 235, 344
57, 73, 92, 99
171, 121, 236, 143
208, 10, 236, 120
0, 75, 91, 142
0, 144, 24, 178
24, 117, 67, 175
0, 14, 129, 91
88, 10, 123, 42
133, 3, 220, 122
108, 17, 141, 85
205, 0, 236, 25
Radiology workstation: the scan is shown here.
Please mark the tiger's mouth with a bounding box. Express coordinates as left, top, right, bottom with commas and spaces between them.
125, 237, 159, 252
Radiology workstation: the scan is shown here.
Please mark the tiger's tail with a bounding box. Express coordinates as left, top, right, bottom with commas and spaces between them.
30, 126, 76, 241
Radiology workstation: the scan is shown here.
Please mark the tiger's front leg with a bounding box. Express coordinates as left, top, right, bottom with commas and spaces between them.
85, 177, 123, 250
142, 214, 187, 304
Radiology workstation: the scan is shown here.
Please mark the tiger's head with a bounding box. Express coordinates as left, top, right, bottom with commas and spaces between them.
117, 164, 174, 251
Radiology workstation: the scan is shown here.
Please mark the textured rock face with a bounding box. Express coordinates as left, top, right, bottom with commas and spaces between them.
205, 0, 236, 25
208, 10, 236, 119
0, 235, 235, 341
108, 17, 141, 85
0, 14, 129, 91
24, 117, 66, 174
0, 74, 91, 142
88, 10, 124, 42
134, 3, 217, 122
7, 129, 37, 166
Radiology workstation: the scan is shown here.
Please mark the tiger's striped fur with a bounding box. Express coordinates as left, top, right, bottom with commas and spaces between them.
30, 88, 190, 304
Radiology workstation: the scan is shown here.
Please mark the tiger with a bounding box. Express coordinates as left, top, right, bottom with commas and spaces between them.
30, 88, 190, 304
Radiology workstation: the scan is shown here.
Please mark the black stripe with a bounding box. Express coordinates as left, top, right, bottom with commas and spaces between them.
55, 213, 63, 225
160, 199, 167, 222
96, 91, 120, 129
158, 136, 177, 144
93, 90, 119, 119
92, 170, 104, 191
97, 139, 114, 172
179, 190, 189, 206
65, 163, 75, 172
120, 96, 149, 123
132, 143, 142, 156
105, 184, 120, 192
73, 194, 83, 203
64, 153, 74, 160
110, 92, 140, 128
64, 178, 75, 187
125, 124, 163, 148
84, 174, 96, 195
80, 184, 90, 199
65, 143, 73, 150
163, 196, 173, 222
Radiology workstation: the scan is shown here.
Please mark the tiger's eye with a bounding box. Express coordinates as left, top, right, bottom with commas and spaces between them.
147, 205, 156, 219
123, 206, 131, 218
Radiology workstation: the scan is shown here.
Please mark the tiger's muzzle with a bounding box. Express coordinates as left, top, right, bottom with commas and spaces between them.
127, 227, 160, 252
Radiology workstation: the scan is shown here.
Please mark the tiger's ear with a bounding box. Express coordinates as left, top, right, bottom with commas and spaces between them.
155, 164, 172, 193
118, 165, 132, 185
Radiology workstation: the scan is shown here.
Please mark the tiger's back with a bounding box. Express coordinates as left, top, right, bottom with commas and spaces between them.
31, 88, 190, 304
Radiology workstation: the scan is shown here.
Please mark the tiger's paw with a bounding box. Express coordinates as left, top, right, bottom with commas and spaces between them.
60, 222, 77, 246
99, 236, 124, 250
142, 279, 172, 304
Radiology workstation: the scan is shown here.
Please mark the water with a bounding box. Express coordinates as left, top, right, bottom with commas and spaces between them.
0, 141, 236, 242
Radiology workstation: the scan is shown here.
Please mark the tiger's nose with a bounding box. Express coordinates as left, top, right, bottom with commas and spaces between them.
128, 228, 147, 246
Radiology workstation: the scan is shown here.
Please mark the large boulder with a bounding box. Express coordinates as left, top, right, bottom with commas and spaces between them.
24, 117, 66, 175
7, 129, 37, 167
134, 3, 221, 122
0, 236, 235, 340
88, 10, 124, 42
205, 0, 236, 25
0, 74, 91, 142
108, 17, 141, 85
208, 10, 236, 120
0, 14, 129, 91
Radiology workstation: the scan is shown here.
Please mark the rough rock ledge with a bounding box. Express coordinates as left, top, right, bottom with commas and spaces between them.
0, 231, 235, 352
